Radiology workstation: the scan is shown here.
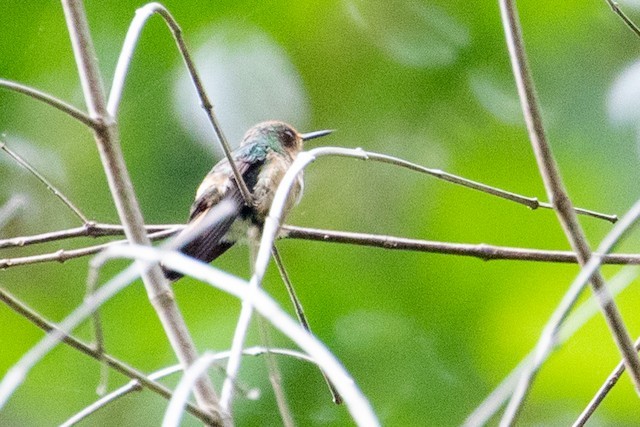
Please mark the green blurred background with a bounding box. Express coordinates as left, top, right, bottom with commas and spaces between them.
2, 0, 640, 425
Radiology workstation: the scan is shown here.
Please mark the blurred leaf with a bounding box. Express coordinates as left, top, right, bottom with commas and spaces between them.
344, 0, 469, 68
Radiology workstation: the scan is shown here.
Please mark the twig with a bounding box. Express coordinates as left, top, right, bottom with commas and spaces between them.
256, 316, 295, 427
61, 365, 183, 427
107, 2, 252, 204
499, 0, 640, 422
0, 78, 98, 129
272, 247, 310, 328
573, 336, 640, 427
1, 140, 89, 223
362, 151, 617, 223
0, 286, 214, 424
0, 228, 177, 269
84, 266, 108, 396
605, 0, 640, 38
272, 246, 343, 404
0, 223, 181, 249
281, 225, 640, 264
61, 1, 224, 423
245, 239, 294, 427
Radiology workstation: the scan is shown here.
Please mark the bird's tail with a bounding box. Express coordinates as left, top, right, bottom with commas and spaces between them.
163, 194, 243, 281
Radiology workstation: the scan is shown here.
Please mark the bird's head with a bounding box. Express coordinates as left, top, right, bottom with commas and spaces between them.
241, 121, 332, 155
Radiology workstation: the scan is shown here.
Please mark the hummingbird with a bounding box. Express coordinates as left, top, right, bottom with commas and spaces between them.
164, 121, 332, 280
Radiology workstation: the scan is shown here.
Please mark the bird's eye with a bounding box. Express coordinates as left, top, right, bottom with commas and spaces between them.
282, 129, 296, 147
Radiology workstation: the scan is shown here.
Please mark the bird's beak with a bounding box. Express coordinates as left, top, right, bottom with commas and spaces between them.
301, 129, 333, 141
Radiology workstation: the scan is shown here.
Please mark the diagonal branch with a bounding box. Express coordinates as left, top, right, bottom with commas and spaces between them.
605, 0, 640, 38
362, 151, 617, 223
60, 0, 224, 423
271, 246, 343, 404
574, 336, 640, 426
498, 0, 640, 423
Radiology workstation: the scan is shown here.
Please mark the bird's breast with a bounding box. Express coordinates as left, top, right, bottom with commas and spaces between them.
252, 152, 302, 221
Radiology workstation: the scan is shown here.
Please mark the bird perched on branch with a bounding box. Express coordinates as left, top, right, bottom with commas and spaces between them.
164, 121, 332, 280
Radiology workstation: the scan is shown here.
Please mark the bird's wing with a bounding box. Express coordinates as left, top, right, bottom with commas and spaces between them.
188, 142, 267, 221
164, 151, 266, 281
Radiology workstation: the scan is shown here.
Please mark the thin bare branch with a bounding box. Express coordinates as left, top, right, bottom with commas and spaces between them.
61, 365, 182, 427
573, 336, 640, 427
108, 2, 252, 204
272, 247, 310, 328
0, 286, 214, 424
0, 78, 97, 129
281, 225, 640, 264
1, 140, 89, 223
605, 0, 640, 38
0, 223, 181, 249
363, 151, 617, 223
0, 228, 176, 269
61, 0, 224, 422
84, 268, 108, 396
272, 245, 343, 404
0, 200, 224, 272
499, 1, 640, 422
256, 316, 295, 427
